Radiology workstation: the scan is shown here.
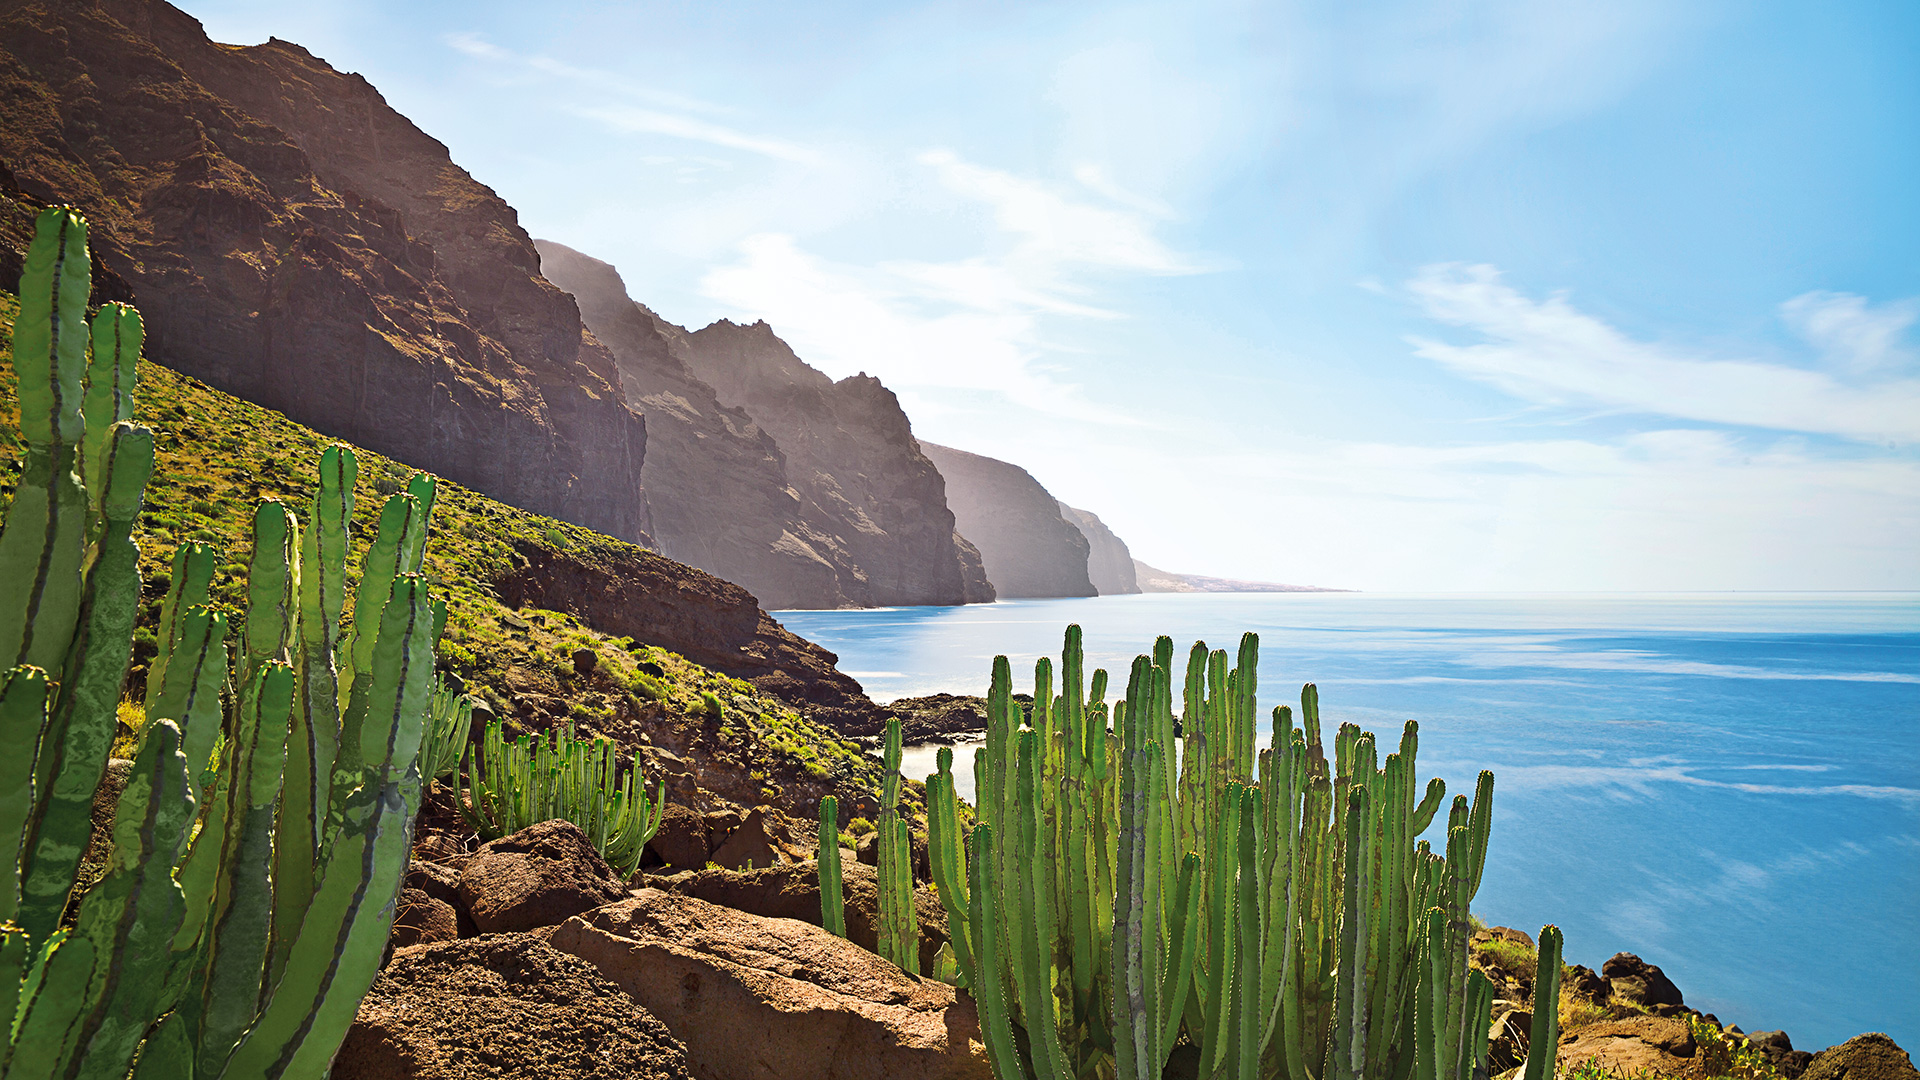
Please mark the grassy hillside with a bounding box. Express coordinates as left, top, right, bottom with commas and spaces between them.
0, 291, 892, 823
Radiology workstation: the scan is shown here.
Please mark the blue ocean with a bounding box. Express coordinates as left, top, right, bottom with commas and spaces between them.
776, 593, 1920, 1051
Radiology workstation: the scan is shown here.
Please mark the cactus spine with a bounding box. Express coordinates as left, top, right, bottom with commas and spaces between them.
0, 205, 445, 1079
928, 623, 1561, 1080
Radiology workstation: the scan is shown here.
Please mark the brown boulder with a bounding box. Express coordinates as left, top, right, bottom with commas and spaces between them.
648, 803, 710, 870
550, 889, 990, 1080
1558, 1016, 1697, 1077
1803, 1034, 1920, 1080
1601, 952, 1685, 1008
334, 933, 689, 1080
649, 860, 951, 975
1751, 1031, 1816, 1079
1487, 1009, 1532, 1073
1564, 963, 1611, 1006
389, 889, 459, 949
456, 820, 629, 933
707, 805, 813, 870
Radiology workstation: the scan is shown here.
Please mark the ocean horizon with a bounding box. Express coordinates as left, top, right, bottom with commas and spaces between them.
776, 591, 1920, 1054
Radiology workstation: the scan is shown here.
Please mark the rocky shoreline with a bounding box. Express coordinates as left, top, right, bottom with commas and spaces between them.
332, 804, 1917, 1080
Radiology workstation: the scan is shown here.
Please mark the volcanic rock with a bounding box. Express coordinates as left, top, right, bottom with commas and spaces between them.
0, 0, 652, 544
550, 889, 990, 1080
1751, 1031, 1817, 1079
456, 820, 629, 934
1803, 1035, 1920, 1080
335, 933, 689, 1080
389, 888, 458, 949
886, 693, 990, 743
919, 442, 1094, 598
1601, 952, 1685, 1009
1557, 1016, 1698, 1076
648, 861, 950, 976
646, 802, 710, 871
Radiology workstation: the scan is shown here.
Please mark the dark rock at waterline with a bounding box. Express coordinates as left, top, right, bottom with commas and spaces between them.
887, 692, 990, 743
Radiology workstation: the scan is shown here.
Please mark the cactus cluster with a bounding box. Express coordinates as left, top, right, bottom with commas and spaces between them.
456, 712, 665, 877
896, 624, 1562, 1080
0, 206, 445, 1078
873, 717, 919, 974
817, 794, 847, 937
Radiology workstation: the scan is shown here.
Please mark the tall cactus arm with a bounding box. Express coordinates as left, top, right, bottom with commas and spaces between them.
145, 544, 215, 724
925, 754, 974, 986
333, 493, 421, 803
1464, 772, 1494, 896
967, 823, 1026, 1080
241, 501, 300, 688
819, 795, 847, 938
1411, 779, 1446, 836
0, 206, 92, 678
15, 424, 152, 947
194, 664, 295, 1077
0, 668, 53, 923
1521, 926, 1564, 1080
57, 718, 197, 1080
80, 304, 141, 524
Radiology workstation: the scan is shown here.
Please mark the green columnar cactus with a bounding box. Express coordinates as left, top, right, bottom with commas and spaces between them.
1522, 926, 1565, 1080
457, 713, 666, 877
952, 623, 1559, 1080
416, 677, 475, 784
874, 717, 918, 974
818, 795, 847, 937
0, 205, 446, 1079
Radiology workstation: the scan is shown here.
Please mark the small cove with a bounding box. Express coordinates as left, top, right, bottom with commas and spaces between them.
778, 591, 1920, 1053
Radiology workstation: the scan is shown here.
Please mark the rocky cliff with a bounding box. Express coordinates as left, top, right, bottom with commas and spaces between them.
535, 241, 991, 610
1132, 559, 1342, 593
1058, 503, 1140, 595
919, 442, 1095, 599
0, 0, 651, 543
533, 240, 869, 610
675, 319, 995, 608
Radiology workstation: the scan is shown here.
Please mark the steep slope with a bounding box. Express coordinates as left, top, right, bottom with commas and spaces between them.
0, 0, 651, 543
533, 240, 863, 610
1059, 503, 1141, 595
919, 442, 1095, 599
678, 319, 994, 608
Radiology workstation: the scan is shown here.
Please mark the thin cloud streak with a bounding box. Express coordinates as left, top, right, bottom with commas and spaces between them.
1407, 263, 1920, 443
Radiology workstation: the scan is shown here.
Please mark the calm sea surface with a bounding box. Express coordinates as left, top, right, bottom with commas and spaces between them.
775, 593, 1920, 1050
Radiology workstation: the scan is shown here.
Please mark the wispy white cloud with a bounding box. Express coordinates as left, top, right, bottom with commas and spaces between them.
1406, 264, 1920, 443
1780, 290, 1919, 374
444, 32, 814, 162
700, 150, 1207, 419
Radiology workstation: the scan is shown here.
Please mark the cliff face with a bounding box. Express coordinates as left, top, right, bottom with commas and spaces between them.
677, 319, 993, 608
1058, 503, 1141, 595
918, 442, 1095, 599
0, 0, 651, 543
534, 240, 865, 610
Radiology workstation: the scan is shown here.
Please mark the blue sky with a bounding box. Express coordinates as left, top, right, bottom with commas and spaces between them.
186, 0, 1919, 591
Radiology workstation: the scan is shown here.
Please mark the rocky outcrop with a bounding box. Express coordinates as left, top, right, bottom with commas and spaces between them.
492, 536, 890, 736
551, 890, 991, 1080
533, 242, 859, 608
1602, 952, 1686, 1011
677, 317, 995, 607
1556, 1016, 1699, 1077
1059, 503, 1140, 594
919, 442, 1094, 599
337, 934, 691, 1080
456, 820, 630, 934
0, 0, 651, 543
885, 693, 989, 743
1803, 1035, 1919, 1080
647, 862, 950, 976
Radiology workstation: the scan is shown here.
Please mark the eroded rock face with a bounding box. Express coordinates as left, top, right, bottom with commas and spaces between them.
678, 318, 994, 607
550, 889, 990, 1080
336, 933, 690, 1080
456, 820, 630, 934
493, 537, 890, 736
1803, 1034, 1920, 1080
0, 0, 651, 544
1557, 1016, 1698, 1077
1059, 502, 1140, 595
920, 442, 1094, 599
648, 861, 950, 976
1601, 952, 1686, 1009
